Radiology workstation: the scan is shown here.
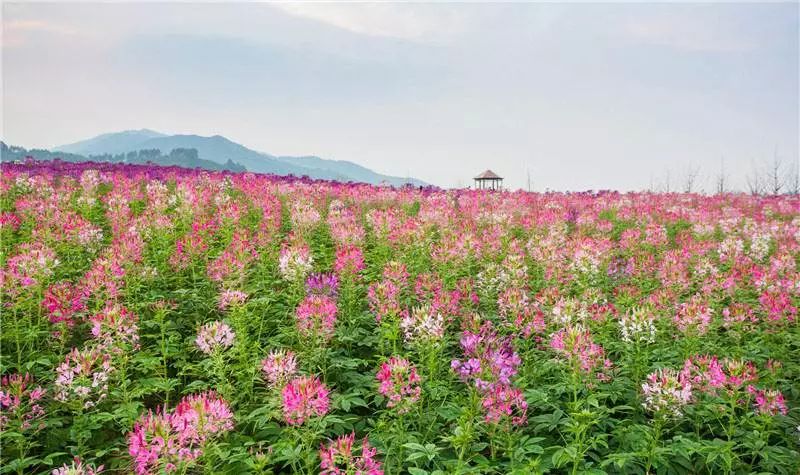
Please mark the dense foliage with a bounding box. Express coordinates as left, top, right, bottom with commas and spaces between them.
1, 160, 799, 474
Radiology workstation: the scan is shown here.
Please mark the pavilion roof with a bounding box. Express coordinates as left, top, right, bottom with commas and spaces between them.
474, 169, 502, 180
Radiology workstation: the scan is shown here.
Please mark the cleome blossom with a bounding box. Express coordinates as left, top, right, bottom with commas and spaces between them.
0, 373, 46, 431
641, 368, 693, 418
261, 349, 299, 389
51, 458, 103, 475
195, 321, 235, 355
295, 294, 338, 342
282, 375, 330, 425
376, 357, 421, 414
54, 347, 114, 409
319, 432, 383, 475
278, 244, 314, 281
128, 391, 234, 475
400, 305, 445, 345
549, 324, 612, 379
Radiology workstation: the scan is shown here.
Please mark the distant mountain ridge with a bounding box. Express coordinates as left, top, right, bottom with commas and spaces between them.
1, 142, 246, 173
55, 130, 427, 186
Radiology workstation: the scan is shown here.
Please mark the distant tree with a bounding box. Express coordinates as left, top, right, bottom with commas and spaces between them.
745, 159, 765, 196
681, 165, 700, 193
787, 160, 800, 195
715, 156, 727, 194
767, 148, 786, 195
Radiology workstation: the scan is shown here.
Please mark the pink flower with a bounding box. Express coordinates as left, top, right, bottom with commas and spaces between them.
334, 245, 365, 276
42, 281, 87, 328
368, 281, 402, 323
5, 242, 59, 288
282, 376, 330, 425
376, 357, 421, 413
0, 373, 46, 431
673, 295, 713, 335
295, 294, 337, 342
481, 385, 528, 426
206, 232, 257, 285
319, 432, 383, 475
680, 355, 757, 395
759, 289, 797, 323
747, 385, 788, 416
0, 211, 21, 231
261, 349, 299, 388
218, 289, 248, 310
195, 321, 235, 355
497, 287, 544, 337
89, 302, 140, 352
549, 325, 612, 379
128, 392, 233, 475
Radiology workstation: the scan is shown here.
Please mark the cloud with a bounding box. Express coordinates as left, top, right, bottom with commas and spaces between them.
3, 19, 79, 47
270, 3, 467, 41
624, 14, 756, 52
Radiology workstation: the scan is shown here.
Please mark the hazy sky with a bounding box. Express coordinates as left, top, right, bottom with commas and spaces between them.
2, 2, 798, 190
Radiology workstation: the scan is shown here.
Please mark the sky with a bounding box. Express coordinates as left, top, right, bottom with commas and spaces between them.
2, 2, 798, 191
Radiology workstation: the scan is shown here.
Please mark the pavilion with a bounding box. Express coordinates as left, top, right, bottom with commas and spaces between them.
473, 169, 503, 190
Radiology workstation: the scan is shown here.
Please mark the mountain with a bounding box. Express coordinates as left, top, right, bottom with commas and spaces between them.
1, 142, 246, 173
54, 130, 427, 186
58, 129, 167, 155
274, 155, 421, 187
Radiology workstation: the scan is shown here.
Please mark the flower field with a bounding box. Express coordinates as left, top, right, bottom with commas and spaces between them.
1, 160, 799, 474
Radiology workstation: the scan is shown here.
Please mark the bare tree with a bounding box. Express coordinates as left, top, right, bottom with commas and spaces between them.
745, 159, 765, 196
767, 147, 786, 195
715, 156, 727, 194
786, 159, 800, 195
682, 165, 700, 193
662, 169, 671, 193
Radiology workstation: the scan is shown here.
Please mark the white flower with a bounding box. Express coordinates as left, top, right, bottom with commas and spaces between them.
619, 307, 657, 344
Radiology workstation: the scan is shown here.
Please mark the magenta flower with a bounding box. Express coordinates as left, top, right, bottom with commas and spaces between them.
195, 321, 235, 355
747, 385, 788, 416
282, 375, 330, 425
334, 245, 365, 276
481, 384, 528, 426
42, 282, 88, 329
376, 357, 421, 413
319, 432, 383, 475
295, 294, 338, 342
